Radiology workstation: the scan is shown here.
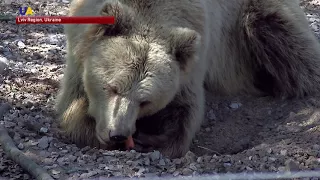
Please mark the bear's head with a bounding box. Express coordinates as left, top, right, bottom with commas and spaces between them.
75, 0, 201, 144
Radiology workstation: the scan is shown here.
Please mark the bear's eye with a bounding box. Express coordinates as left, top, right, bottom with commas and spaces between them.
109, 85, 118, 94
103, 85, 118, 94
140, 101, 151, 107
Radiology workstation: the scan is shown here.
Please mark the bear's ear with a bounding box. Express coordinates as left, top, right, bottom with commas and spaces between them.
98, 0, 135, 36
85, 0, 134, 39
74, 0, 135, 60
169, 27, 201, 70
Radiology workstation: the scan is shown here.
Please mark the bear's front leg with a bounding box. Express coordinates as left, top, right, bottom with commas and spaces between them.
134, 86, 204, 158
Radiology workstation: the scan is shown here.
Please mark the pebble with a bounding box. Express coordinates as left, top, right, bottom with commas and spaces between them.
143, 173, 159, 177
150, 151, 161, 161
278, 166, 286, 172
51, 169, 60, 175
229, 102, 242, 109
184, 151, 196, 163
4, 121, 16, 128
269, 157, 277, 162
81, 146, 91, 152
182, 168, 193, 175
40, 151, 51, 158
57, 158, 67, 166
189, 163, 198, 171
159, 159, 166, 166
285, 159, 300, 171
79, 171, 98, 178
168, 166, 176, 173
17, 41, 26, 48
207, 110, 216, 120
280, 149, 288, 156
173, 171, 180, 176
197, 157, 203, 163
23, 174, 30, 179
0, 56, 8, 75
17, 143, 24, 150
144, 157, 150, 166
0, 103, 10, 117
173, 158, 182, 165
224, 163, 232, 167
67, 155, 77, 162
38, 136, 49, 149
40, 127, 48, 133
313, 144, 320, 150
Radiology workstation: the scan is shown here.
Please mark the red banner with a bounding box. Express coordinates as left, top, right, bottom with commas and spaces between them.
16, 16, 115, 24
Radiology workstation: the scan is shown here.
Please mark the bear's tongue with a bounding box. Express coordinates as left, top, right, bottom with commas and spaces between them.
125, 136, 134, 149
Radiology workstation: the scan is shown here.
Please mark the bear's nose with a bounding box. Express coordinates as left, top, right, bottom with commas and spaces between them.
109, 130, 128, 142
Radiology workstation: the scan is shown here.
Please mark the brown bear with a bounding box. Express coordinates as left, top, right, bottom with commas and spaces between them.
55, 0, 320, 158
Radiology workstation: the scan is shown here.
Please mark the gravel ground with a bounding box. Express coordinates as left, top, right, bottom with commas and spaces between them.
0, 0, 320, 179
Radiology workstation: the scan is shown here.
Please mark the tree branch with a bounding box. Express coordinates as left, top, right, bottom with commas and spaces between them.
0, 124, 54, 180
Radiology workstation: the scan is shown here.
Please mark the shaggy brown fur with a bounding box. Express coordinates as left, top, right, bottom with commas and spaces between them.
55, 0, 320, 158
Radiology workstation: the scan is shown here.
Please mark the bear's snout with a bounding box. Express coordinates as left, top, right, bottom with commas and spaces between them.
109, 129, 130, 142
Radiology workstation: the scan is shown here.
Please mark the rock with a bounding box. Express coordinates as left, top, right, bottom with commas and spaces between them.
57, 158, 66, 166
0, 103, 10, 118
159, 159, 166, 166
150, 151, 161, 161
168, 166, 176, 173
80, 146, 91, 152
51, 169, 60, 175
79, 171, 98, 178
40, 127, 48, 133
197, 157, 203, 163
17, 41, 26, 48
173, 171, 180, 176
278, 166, 286, 172
135, 167, 146, 176
229, 102, 242, 109
280, 150, 288, 156
173, 158, 182, 165
38, 136, 49, 149
313, 144, 320, 150
189, 163, 197, 171
40, 151, 50, 158
4, 121, 16, 128
207, 110, 216, 120
17, 143, 24, 150
52, 174, 60, 179
224, 162, 232, 167
285, 159, 300, 171
269, 157, 277, 162
184, 151, 196, 164
4, 0, 13, 4
0, 56, 8, 75
23, 174, 30, 179
60, 150, 69, 155
182, 168, 193, 175
67, 155, 77, 162
143, 173, 158, 177
98, 164, 106, 169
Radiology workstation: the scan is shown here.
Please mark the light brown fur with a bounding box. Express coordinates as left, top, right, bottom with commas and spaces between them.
56, 0, 320, 158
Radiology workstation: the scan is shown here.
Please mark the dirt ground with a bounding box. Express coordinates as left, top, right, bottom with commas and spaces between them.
0, 0, 320, 179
